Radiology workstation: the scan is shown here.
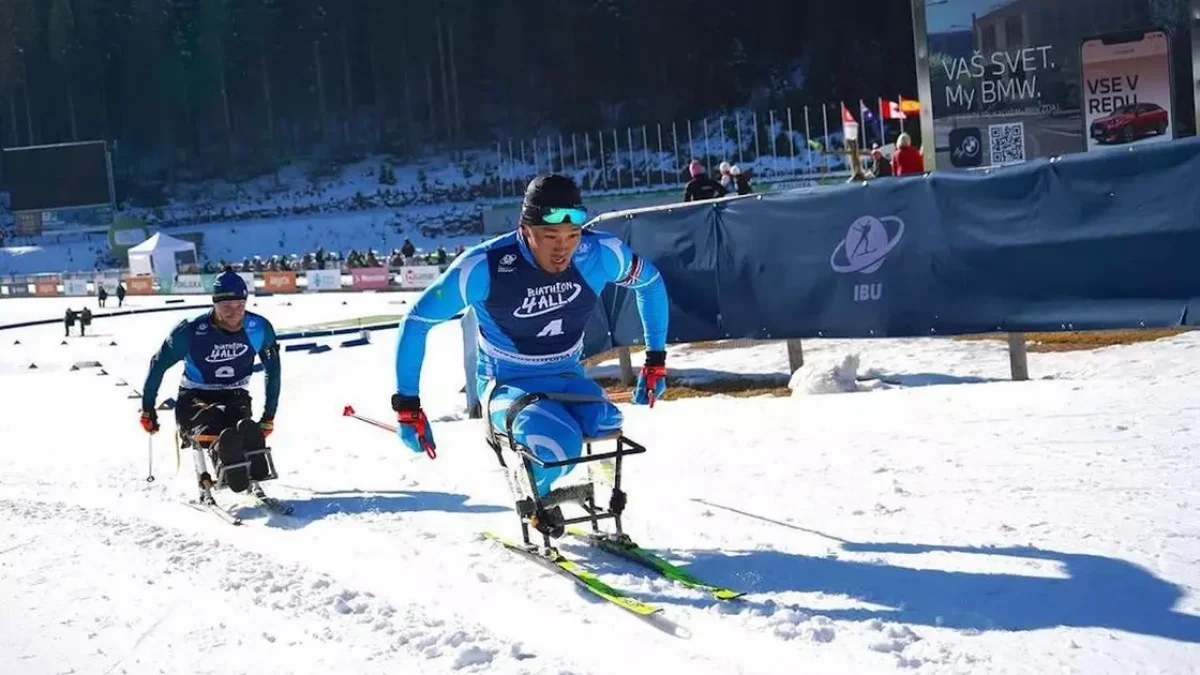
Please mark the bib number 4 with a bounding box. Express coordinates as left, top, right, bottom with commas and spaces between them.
537, 318, 564, 338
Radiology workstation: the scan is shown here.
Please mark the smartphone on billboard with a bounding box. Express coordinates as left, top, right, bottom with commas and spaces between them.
1080, 28, 1174, 151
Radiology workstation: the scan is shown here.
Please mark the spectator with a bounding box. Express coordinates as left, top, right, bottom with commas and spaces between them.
401, 238, 416, 259
870, 147, 892, 177
891, 133, 925, 177
731, 165, 753, 195
436, 245, 448, 266
717, 161, 734, 191
683, 160, 727, 202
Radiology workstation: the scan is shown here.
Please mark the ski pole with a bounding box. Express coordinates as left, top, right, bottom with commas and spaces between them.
146, 434, 156, 483
342, 405, 436, 459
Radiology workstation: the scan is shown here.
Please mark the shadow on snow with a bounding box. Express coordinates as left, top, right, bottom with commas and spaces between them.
610, 504, 1200, 643
231, 488, 509, 529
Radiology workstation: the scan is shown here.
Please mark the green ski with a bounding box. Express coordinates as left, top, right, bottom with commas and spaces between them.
567, 528, 745, 601
483, 532, 662, 617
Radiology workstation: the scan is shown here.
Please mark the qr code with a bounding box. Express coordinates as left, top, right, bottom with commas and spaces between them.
988, 122, 1025, 165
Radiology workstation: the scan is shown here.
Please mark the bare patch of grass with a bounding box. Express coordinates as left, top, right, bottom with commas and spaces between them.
955, 328, 1189, 352
593, 375, 790, 402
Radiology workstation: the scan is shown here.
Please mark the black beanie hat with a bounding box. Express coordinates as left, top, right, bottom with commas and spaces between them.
521, 173, 583, 225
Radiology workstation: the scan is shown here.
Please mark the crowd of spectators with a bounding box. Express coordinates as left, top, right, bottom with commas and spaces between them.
178, 238, 468, 275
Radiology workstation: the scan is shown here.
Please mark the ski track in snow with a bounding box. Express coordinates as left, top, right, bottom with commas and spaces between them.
3, 295, 1200, 674
0, 498, 521, 675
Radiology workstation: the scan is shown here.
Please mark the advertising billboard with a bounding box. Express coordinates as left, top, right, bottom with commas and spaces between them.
262, 271, 297, 293
912, 0, 1197, 170
2, 140, 115, 234
1081, 29, 1175, 150
351, 267, 391, 290
401, 266, 442, 290
305, 269, 342, 292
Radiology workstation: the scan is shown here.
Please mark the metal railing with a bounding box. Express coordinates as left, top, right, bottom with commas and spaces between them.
492, 103, 916, 198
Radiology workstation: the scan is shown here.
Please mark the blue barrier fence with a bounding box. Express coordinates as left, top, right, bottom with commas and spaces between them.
581, 136, 1200, 357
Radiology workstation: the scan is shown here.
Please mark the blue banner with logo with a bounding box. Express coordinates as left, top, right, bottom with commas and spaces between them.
582, 136, 1200, 355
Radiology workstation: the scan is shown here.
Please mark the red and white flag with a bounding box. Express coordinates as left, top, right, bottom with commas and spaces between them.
880, 98, 907, 120
840, 102, 859, 141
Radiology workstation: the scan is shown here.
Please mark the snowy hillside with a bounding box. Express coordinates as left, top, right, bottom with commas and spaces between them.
2, 294, 1198, 674
114, 116, 843, 229
0, 203, 486, 276
1, 105, 855, 277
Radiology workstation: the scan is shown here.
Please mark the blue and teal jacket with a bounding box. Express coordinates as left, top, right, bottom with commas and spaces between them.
142, 311, 281, 417
394, 228, 669, 396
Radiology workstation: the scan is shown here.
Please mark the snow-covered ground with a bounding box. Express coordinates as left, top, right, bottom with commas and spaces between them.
2, 294, 1198, 674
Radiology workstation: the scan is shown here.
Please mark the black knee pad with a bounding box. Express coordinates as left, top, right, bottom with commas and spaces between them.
214, 428, 250, 493
236, 419, 272, 481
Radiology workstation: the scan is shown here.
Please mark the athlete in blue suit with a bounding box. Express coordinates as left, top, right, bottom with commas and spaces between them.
139, 271, 281, 493
392, 174, 669, 518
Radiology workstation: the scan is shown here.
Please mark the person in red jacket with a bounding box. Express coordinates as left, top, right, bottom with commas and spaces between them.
891, 133, 925, 177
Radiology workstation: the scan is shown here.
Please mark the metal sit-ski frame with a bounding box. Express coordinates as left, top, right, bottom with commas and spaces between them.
482, 385, 647, 552
183, 430, 279, 501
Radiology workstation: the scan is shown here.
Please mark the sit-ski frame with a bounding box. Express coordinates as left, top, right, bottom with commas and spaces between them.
481, 385, 647, 552
183, 431, 279, 501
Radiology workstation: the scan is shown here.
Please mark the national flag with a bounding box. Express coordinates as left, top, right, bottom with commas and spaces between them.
880, 98, 907, 120
840, 101, 856, 125
840, 102, 859, 142
860, 99, 875, 123
899, 95, 921, 115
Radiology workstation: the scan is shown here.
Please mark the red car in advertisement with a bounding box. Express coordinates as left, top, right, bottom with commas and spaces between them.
1090, 102, 1169, 144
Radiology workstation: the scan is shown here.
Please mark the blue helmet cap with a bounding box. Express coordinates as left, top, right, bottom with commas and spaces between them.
212, 271, 248, 303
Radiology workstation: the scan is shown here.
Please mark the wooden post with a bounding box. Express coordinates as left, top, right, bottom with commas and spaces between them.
786, 339, 804, 373
617, 347, 636, 386
1007, 332, 1029, 381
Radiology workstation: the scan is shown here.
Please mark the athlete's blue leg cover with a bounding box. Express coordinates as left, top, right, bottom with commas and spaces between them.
484, 375, 623, 496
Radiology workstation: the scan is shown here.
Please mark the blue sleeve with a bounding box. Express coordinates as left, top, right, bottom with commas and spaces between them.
597, 234, 669, 351
394, 251, 491, 396
142, 321, 191, 411
259, 321, 281, 418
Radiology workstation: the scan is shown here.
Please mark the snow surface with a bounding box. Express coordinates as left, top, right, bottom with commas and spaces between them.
2, 293, 1199, 674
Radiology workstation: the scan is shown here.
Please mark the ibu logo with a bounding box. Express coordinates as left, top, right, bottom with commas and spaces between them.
514, 282, 582, 318
205, 342, 249, 363
830, 215, 905, 303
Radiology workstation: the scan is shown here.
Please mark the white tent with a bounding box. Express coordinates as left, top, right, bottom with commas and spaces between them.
127, 232, 198, 279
